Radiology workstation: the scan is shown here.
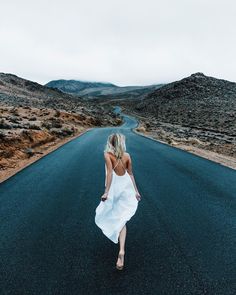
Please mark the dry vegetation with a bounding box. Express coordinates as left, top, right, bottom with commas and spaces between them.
0, 73, 122, 182
0, 104, 122, 182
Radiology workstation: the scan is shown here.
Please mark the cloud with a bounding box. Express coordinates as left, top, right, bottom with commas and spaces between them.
0, 0, 235, 85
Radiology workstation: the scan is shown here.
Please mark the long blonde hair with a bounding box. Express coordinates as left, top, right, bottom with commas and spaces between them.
104, 133, 126, 159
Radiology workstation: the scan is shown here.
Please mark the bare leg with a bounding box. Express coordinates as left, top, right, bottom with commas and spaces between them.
116, 225, 126, 268
118, 224, 127, 253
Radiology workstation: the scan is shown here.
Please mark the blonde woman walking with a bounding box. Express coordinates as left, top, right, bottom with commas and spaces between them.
95, 132, 141, 270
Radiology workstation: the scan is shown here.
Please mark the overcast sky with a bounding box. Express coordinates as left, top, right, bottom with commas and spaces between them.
0, 0, 235, 86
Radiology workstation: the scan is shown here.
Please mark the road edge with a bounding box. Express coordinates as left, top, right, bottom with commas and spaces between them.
0, 127, 94, 184
120, 110, 236, 171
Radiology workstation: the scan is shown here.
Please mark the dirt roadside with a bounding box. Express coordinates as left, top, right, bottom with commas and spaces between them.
0, 127, 92, 184
121, 110, 236, 170
132, 124, 236, 170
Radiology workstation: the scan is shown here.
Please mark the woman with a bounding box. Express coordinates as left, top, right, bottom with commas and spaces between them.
95, 132, 141, 270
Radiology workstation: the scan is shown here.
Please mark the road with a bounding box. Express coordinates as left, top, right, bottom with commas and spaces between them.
0, 107, 235, 295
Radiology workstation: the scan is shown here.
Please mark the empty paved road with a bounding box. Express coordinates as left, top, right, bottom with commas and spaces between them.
0, 108, 236, 295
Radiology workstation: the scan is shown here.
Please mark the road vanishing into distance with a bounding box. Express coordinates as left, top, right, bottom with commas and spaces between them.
0, 106, 235, 295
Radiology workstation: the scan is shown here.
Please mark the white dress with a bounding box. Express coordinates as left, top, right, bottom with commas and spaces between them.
95, 157, 139, 244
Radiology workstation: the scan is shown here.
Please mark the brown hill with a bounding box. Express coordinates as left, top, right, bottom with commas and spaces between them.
0, 73, 122, 181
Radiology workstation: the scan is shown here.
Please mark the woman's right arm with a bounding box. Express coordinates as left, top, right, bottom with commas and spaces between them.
127, 154, 141, 198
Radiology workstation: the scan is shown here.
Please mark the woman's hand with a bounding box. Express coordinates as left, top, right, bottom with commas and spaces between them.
101, 192, 108, 202
135, 192, 141, 201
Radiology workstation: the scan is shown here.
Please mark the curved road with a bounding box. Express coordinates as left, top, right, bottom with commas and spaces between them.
0, 107, 236, 295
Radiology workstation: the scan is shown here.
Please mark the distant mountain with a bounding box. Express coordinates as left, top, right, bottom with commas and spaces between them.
45, 79, 117, 95
45, 79, 164, 99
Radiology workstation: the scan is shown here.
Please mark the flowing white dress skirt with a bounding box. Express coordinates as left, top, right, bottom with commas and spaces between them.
95, 164, 139, 244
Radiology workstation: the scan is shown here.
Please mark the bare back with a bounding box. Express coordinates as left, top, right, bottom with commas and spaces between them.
106, 152, 131, 176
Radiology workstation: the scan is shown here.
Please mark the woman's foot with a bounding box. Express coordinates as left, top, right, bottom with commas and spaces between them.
116, 251, 125, 270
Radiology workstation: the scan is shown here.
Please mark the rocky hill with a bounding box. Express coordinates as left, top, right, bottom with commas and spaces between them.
135, 72, 236, 132
0, 73, 122, 181
116, 72, 236, 158
0, 72, 121, 119
45, 79, 163, 99
0, 73, 85, 112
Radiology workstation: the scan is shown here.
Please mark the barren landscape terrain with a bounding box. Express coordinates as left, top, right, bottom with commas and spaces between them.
0, 73, 122, 182
1, 71, 236, 183
105, 73, 236, 169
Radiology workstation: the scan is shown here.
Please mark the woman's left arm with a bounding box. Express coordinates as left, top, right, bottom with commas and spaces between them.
102, 153, 113, 198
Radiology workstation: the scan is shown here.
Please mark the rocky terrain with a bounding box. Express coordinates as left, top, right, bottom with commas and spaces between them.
108, 73, 236, 167
1, 71, 235, 180
0, 73, 122, 182
45, 79, 163, 99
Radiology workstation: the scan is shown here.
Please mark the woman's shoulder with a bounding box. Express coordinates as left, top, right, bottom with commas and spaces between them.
104, 151, 113, 159
124, 152, 131, 159
104, 151, 109, 156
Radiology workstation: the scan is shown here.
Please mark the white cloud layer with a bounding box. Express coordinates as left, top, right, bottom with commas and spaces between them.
0, 0, 235, 85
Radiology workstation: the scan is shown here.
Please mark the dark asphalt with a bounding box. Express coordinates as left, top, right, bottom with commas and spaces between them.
0, 107, 236, 295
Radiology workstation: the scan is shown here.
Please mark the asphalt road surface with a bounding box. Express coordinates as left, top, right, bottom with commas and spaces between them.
0, 107, 236, 295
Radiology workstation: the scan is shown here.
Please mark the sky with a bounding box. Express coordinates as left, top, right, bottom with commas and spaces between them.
0, 0, 235, 86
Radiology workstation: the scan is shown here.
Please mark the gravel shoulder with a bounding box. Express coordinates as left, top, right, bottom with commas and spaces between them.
125, 111, 236, 170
